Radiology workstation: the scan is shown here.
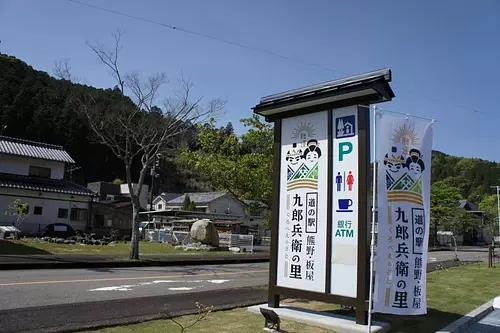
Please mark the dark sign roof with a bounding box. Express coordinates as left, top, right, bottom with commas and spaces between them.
253, 68, 394, 119
0, 136, 75, 163
0, 173, 95, 196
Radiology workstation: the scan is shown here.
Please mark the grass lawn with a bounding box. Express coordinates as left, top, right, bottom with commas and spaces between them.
87, 263, 500, 333
0, 238, 229, 256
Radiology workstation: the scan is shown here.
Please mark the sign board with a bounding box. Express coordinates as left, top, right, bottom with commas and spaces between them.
278, 111, 328, 292
253, 68, 394, 325
330, 105, 359, 297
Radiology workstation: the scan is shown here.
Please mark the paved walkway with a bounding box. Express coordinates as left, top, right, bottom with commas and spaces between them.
467, 309, 500, 333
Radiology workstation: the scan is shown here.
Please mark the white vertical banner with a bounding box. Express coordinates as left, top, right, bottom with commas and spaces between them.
330, 105, 359, 297
374, 113, 433, 315
277, 111, 328, 292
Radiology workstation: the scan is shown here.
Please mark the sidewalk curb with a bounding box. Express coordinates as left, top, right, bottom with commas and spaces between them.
0, 255, 270, 270
436, 298, 494, 333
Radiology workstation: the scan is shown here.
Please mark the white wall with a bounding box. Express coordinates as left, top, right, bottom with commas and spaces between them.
120, 183, 149, 209
208, 196, 245, 215
0, 155, 65, 179
153, 198, 167, 211
0, 188, 90, 234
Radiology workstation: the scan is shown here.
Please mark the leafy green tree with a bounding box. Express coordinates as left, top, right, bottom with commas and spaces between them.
4, 199, 30, 238
180, 115, 273, 206
181, 195, 197, 211
479, 194, 499, 238
431, 181, 482, 254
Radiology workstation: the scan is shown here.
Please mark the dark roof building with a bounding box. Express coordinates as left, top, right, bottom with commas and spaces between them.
0, 136, 75, 163
0, 172, 94, 196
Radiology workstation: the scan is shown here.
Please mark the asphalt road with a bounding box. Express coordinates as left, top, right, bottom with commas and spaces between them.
0, 248, 488, 332
0, 262, 269, 311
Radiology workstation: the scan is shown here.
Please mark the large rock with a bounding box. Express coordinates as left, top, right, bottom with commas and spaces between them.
190, 219, 219, 247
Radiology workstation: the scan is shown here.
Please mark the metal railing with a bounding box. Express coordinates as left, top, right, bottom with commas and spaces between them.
146, 230, 254, 252
219, 233, 254, 253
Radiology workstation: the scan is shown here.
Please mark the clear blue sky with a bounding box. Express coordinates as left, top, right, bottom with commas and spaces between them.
1, 0, 499, 161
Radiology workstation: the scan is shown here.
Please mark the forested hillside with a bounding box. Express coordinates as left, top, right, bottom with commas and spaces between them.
1, 53, 499, 205
0, 53, 210, 193
431, 150, 500, 203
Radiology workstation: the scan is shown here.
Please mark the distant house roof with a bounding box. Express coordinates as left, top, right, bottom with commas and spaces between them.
0, 136, 75, 163
156, 192, 182, 203
166, 192, 227, 205
0, 173, 95, 196
459, 200, 479, 211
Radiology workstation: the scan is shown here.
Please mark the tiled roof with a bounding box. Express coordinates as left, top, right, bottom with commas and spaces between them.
0, 136, 75, 163
0, 173, 95, 196
166, 192, 227, 205
459, 200, 479, 211
158, 192, 182, 203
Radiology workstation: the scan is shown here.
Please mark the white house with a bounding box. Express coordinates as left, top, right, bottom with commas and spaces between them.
0, 136, 95, 234
152, 192, 246, 215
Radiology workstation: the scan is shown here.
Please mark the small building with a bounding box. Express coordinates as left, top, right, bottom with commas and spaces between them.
153, 192, 246, 215
0, 136, 95, 234
87, 181, 149, 210
90, 200, 134, 239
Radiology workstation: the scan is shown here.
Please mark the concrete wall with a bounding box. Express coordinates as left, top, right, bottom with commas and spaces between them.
208, 196, 245, 215
0, 188, 90, 234
0, 155, 65, 179
120, 184, 149, 209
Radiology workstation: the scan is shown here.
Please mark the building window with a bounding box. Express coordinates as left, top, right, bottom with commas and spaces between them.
95, 214, 104, 227
105, 215, 113, 228
29, 166, 51, 178
33, 206, 43, 215
70, 208, 88, 221
158, 204, 163, 210
58, 208, 68, 219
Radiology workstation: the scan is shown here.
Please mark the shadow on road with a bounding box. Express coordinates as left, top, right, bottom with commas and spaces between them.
0, 240, 51, 255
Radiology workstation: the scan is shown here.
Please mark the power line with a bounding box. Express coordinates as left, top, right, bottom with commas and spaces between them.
66, 0, 345, 76
66, 0, 492, 118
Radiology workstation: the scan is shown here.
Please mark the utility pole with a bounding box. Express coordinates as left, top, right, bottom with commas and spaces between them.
149, 154, 161, 212
490, 186, 500, 243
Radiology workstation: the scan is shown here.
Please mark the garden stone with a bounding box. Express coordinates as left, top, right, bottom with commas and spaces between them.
190, 219, 219, 247
56, 238, 64, 244
63, 240, 70, 244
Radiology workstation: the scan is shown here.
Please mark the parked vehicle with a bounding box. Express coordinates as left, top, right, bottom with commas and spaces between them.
0, 225, 21, 239
41, 223, 76, 238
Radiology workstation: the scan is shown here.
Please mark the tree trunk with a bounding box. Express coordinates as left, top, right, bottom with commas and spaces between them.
130, 201, 140, 259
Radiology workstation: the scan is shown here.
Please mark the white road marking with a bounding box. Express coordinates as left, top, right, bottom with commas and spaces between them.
208, 280, 230, 284
88, 279, 231, 292
168, 287, 194, 291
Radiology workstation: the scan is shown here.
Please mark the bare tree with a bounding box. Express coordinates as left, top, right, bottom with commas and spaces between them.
74, 31, 224, 259
165, 302, 213, 333
53, 59, 78, 82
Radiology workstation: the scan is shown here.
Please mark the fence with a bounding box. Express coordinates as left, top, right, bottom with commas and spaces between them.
147, 230, 253, 252
219, 233, 254, 253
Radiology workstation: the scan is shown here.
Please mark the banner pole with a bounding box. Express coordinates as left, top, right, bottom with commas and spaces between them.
367, 105, 378, 332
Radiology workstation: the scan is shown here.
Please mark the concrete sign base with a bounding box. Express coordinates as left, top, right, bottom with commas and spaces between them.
248, 304, 390, 333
